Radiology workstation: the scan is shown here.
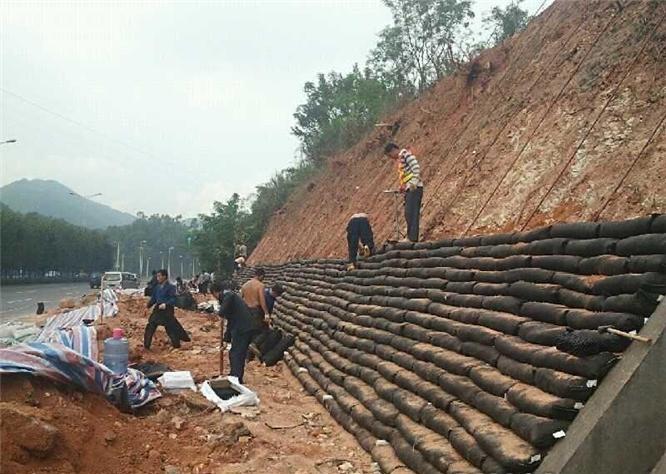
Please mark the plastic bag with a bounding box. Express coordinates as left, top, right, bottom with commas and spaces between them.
157, 371, 197, 391
199, 376, 259, 412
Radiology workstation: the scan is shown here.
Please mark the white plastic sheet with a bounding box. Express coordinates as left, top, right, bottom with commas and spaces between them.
157, 371, 197, 391
199, 376, 259, 412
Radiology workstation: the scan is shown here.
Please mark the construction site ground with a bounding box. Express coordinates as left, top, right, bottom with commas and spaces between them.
0, 294, 373, 474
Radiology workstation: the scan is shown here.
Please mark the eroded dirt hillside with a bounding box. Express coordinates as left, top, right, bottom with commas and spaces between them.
251, 0, 666, 264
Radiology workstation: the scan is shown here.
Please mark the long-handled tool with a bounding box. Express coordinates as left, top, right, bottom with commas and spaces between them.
598, 325, 652, 344
383, 189, 405, 243
219, 318, 226, 375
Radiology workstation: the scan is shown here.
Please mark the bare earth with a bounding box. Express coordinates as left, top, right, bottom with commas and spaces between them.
0, 293, 373, 474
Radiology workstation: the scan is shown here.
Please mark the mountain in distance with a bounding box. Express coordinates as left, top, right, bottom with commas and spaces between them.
0, 178, 136, 229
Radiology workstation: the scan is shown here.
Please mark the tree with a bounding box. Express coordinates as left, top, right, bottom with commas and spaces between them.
192, 194, 248, 277
292, 65, 401, 164
483, 0, 531, 46
368, 0, 475, 93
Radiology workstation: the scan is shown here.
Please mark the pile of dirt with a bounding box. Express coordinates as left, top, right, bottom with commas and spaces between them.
250, 0, 666, 264
1, 294, 373, 474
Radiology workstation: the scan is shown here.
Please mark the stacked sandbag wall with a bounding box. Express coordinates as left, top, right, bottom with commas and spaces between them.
239, 215, 666, 474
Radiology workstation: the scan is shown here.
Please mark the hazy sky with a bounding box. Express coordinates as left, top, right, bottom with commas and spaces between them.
1, 0, 550, 217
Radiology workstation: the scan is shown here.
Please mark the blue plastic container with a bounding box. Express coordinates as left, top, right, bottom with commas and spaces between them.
104, 328, 129, 374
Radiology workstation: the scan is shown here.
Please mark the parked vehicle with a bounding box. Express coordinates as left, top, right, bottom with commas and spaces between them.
89, 272, 102, 289
101, 272, 140, 290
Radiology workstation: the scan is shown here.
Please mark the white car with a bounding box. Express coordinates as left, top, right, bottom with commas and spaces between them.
101, 272, 140, 290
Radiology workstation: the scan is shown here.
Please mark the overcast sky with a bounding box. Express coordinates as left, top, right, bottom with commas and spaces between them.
0, 0, 549, 217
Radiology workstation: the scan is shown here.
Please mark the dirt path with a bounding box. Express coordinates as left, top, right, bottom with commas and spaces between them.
0, 294, 373, 474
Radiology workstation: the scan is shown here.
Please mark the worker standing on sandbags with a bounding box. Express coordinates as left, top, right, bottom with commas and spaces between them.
346, 213, 375, 271
144, 269, 190, 350
384, 142, 424, 242
211, 280, 262, 384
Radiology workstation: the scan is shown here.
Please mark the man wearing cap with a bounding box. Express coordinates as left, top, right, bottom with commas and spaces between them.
384, 142, 424, 243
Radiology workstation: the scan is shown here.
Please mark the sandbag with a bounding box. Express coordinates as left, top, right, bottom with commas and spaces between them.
564, 238, 616, 257
517, 321, 568, 346
550, 221, 599, 239
533, 367, 593, 402
530, 255, 581, 274
555, 328, 629, 356
598, 216, 653, 238
525, 238, 568, 255
506, 383, 578, 421
558, 288, 604, 312
262, 334, 296, 366
627, 254, 666, 273
510, 413, 570, 449
565, 309, 643, 332
616, 234, 666, 256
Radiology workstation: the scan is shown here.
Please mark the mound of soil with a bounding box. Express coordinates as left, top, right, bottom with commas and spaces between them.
1, 294, 372, 474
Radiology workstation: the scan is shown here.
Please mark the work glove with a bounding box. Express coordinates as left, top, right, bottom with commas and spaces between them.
158, 303, 166, 310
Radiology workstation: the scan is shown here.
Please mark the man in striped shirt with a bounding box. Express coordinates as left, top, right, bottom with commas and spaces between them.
384, 142, 424, 242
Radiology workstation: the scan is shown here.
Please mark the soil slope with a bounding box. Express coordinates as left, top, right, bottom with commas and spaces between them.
251, 0, 666, 264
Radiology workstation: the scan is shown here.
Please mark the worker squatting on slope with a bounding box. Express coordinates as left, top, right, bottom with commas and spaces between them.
384, 142, 424, 243
346, 212, 375, 271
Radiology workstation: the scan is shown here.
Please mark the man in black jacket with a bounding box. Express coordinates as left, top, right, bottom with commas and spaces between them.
211, 280, 263, 384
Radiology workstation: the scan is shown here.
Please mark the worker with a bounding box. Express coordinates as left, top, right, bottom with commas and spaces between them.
346, 213, 375, 271
144, 269, 190, 350
211, 280, 263, 384
384, 142, 424, 242
240, 268, 269, 322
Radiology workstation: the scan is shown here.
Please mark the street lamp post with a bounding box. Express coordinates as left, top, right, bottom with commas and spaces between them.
146, 256, 151, 278
167, 246, 174, 277
179, 255, 184, 278
160, 251, 164, 269
138, 240, 147, 278
69, 192, 102, 228
121, 254, 125, 272
115, 242, 121, 270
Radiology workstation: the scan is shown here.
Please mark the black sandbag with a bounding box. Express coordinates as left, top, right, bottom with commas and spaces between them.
564, 238, 617, 257
473, 282, 510, 296
602, 293, 658, 318
481, 296, 523, 315
616, 234, 666, 256
579, 255, 628, 275
565, 308, 643, 332
514, 225, 552, 243
449, 427, 487, 470
651, 214, 666, 232
437, 373, 482, 402
520, 302, 569, 325
402, 324, 430, 342
371, 445, 407, 474
550, 221, 599, 239
469, 366, 516, 397
392, 434, 441, 474
497, 355, 536, 385
525, 238, 568, 255
472, 391, 517, 426
461, 341, 501, 365
598, 216, 654, 239
448, 293, 486, 309
421, 278, 449, 290
487, 244, 517, 258
505, 267, 555, 283
445, 268, 477, 281
449, 307, 482, 325
481, 232, 516, 246
369, 398, 400, 427
558, 288, 604, 312
627, 254, 666, 273
391, 351, 417, 372
393, 388, 428, 422
506, 383, 578, 421
415, 382, 456, 411
405, 311, 436, 329
496, 255, 532, 270
263, 334, 296, 366
474, 270, 507, 283
457, 324, 501, 345
447, 281, 477, 294
429, 332, 463, 352
510, 412, 570, 449
453, 236, 483, 247
471, 423, 540, 473
534, 368, 593, 402
507, 281, 560, 303
530, 255, 581, 274
420, 404, 458, 438
550, 273, 590, 294
517, 321, 568, 346
259, 328, 284, 354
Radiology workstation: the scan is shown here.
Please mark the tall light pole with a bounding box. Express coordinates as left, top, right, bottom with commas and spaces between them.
121, 254, 125, 272
0, 139, 17, 145
167, 246, 174, 277
192, 257, 196, 278
146, 256, 151, 278
115, 242, 121, 270
160, 251, 164, 269
179, 255, 184, 278
138, 240, 147, 277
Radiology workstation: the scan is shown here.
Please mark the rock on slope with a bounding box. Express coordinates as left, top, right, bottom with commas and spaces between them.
251, 0, 666, 264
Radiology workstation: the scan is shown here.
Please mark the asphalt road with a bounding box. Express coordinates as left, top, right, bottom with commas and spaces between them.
0, 282, 93, 322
